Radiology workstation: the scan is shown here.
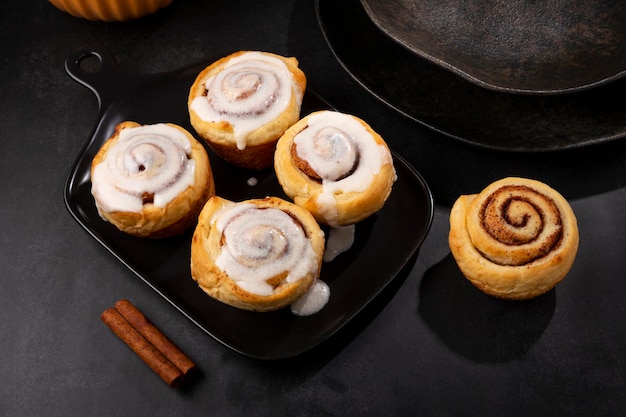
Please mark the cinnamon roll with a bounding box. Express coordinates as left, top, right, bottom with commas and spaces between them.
90, 121, 215, 238
274, 110, 396, 226
190, 196, 325, 312
448, 177, 579, 300
188, 51, 307, 170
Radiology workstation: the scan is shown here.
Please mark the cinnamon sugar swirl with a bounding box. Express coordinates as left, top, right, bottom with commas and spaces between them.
190, 196, 325, 312
274, 110, 396, 226
449, 177, 579, 300
188, 51, 306, 170
90, 121, 214, 238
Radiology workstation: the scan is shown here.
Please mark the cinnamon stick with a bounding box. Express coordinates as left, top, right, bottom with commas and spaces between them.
100, 300, 196, 387
113, 299, 196, 376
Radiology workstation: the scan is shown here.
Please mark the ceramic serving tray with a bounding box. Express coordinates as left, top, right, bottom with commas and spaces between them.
317, 0, 626, 151
361, 0, 626, 94
63, 46, 434, 360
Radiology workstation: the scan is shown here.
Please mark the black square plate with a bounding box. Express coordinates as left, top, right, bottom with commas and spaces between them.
63, 46, 433, 360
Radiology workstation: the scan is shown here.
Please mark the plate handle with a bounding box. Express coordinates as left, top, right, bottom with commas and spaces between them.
64, 45, 149, 114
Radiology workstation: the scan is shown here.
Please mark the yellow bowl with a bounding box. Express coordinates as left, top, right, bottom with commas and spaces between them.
49, 0, 174, 21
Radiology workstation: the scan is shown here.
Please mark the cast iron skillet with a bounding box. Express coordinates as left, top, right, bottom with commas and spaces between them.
317, 0, 626, 151
361, 0, 626, 94
63, 46, 434, 360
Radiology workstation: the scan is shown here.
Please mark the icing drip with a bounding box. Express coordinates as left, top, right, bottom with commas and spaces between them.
212, 203, 318, 296
471, 185, 563, 266
191, 52, 300, 150
92, 124, 196, 213
290, 279, 330, 316
294, 111, 390, 225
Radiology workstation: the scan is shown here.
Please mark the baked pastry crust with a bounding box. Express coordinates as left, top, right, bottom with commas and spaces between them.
274, 110, 396, 226
449, 177, 579, 300
188, 51, 307, 170
90, 121, 215, 238
190, 196, 325, 312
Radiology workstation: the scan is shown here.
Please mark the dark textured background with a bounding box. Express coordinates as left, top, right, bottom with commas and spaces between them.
1, 0, 625, 415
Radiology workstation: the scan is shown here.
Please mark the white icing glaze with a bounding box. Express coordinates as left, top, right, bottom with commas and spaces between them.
294, 111, 391, 225
290, 279, 330, 316
323, 225, 356, 262
91, 123, 196, 213
301, 126, 358, 180
190, 51, 302, 150
212, 203, 319, 296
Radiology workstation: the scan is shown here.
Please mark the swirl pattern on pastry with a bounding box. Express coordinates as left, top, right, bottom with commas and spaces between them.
191, 196, 325, 312
448, 177, 579, 300
203, 60, 282, 132
92, 124, 194, 212
274, 110, 396, 226
188, 51, 306, 169
91, 121, 214, 238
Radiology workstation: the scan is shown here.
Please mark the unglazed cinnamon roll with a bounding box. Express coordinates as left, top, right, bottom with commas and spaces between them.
448, 177, 579, 300
188, 51, 307, 170
274, 110, 396, 226
91, 121, 215, 238
190, 196, 325, 312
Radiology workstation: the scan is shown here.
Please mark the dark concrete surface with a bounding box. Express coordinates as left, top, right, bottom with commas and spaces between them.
1, 0, 625, 415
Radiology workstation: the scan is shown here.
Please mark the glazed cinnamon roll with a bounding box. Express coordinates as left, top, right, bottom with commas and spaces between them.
90, 121, 215, 238
274, 110, 396, 226
448, 177, 579, 300
190, 196, 325, 312
188, 51, 306, 170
